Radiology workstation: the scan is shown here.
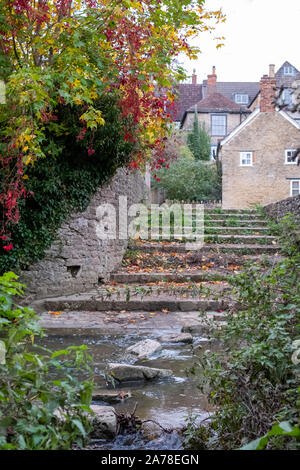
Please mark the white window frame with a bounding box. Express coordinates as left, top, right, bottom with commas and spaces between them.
290, 180, 300, 197
211, 114, 227, 136
235, 94, 249, 105
240, 151, 253, 167
285, 149, 297, 165
283, 66, 294, 76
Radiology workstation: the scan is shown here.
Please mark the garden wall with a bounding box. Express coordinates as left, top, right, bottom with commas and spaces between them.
20, 168, 148, 301
264, 194, 300, 221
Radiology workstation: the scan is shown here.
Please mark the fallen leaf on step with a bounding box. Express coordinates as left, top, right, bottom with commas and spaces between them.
48, 311, 63, 315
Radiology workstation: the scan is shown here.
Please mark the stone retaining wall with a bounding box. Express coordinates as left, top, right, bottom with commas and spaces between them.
20, 168, 148, 301
264, 194, 300, 221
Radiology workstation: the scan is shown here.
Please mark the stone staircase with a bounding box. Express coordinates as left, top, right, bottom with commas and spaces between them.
38, 208, 280, 332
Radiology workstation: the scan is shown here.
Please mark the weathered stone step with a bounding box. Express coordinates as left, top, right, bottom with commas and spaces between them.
39, 293, 234, 313
148, 226, 270, 233
38, 309, 232, 334
204, 226, 270, 233
204, 234, 277, 244
129, 242, 279, 254
204, 208, 258, 214
110, 270, 232, 284
144, 234, 276, 243
204, 219, 268, 226
204, 213, 265, 219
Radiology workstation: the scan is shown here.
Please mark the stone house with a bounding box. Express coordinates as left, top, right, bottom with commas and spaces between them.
219, 68, 300, 210
174, 68, 259, 159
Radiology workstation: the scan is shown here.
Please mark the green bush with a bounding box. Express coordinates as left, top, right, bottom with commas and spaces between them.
0, 95, 134, 273
152, 158, 221, 202
185, 214, 300, 450
0, 272, 94, 450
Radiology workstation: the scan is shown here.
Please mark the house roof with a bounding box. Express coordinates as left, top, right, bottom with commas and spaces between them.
187, 91, 244, 113
172, 83, 202, 121
203, 81, 260, 103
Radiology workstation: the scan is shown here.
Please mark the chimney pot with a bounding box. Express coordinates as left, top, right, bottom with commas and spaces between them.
192, 69, 197, 85
269, 64, 275, 78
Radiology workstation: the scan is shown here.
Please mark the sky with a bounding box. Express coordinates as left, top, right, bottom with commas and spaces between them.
180, 0, 300, 83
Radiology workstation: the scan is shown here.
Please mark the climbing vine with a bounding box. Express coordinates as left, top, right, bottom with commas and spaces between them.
0, 0, 225, 244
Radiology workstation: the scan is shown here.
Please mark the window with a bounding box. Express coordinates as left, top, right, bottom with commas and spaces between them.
211, 115, 227, 136
285, 149, 297, 164
235, 94, 249, 105
284, 66, 295, 75
290, 180, 300, 196
210, 145, 217, 160
240, 152, 253, 166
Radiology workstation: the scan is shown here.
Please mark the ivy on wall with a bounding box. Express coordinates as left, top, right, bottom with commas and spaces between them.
0, 96, 134, 273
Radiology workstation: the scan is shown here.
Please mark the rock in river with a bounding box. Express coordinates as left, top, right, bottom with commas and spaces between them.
107, 363, 173, 383
158, 333, 193, 344
126, 339, 162, 359
89, 405, 117, 438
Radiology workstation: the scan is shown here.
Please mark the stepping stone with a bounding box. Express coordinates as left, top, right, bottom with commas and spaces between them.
158, 333, 193, 344
107, 363, 173, 382
126, 339, 162, 359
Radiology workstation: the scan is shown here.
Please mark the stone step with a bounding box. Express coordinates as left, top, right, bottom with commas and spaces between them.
38, 309, 232, 333
39, 293, 235, 313
141, 226, 270, 234
204, 213, 265, 219
204, 226, 270, 233
129, 242, 280, 254
137, 235, 276, 245
204, 234, 277, 244
110, 270, 233, 284
204, 208, 259, 214
204, 219, 268, 226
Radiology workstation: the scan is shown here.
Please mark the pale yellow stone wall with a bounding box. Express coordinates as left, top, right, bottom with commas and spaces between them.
182, 112, 248, 146
220, 112, 300, 209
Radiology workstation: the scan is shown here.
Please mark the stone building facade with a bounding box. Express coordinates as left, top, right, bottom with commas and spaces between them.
219, 71, 300, 210
180, 68, 257, 159
20, 168, 149, 301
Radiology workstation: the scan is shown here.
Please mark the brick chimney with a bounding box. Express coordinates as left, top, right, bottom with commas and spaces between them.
207, 66, 217, 96
192, 69, 197, 85
260, 69, 276, 112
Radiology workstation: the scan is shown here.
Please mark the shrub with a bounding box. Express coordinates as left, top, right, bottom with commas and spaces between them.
185, 214, 300, 450
0, 272, 94, 450
152, 158, 221, 202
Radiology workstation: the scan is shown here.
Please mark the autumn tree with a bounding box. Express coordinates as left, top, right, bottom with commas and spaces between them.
0, 0, 225, 247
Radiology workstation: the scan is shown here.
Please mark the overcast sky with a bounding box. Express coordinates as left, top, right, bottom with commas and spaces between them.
181, 0, 300, 83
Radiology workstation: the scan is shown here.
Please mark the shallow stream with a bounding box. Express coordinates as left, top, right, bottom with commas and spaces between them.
38, 330, 219, 449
